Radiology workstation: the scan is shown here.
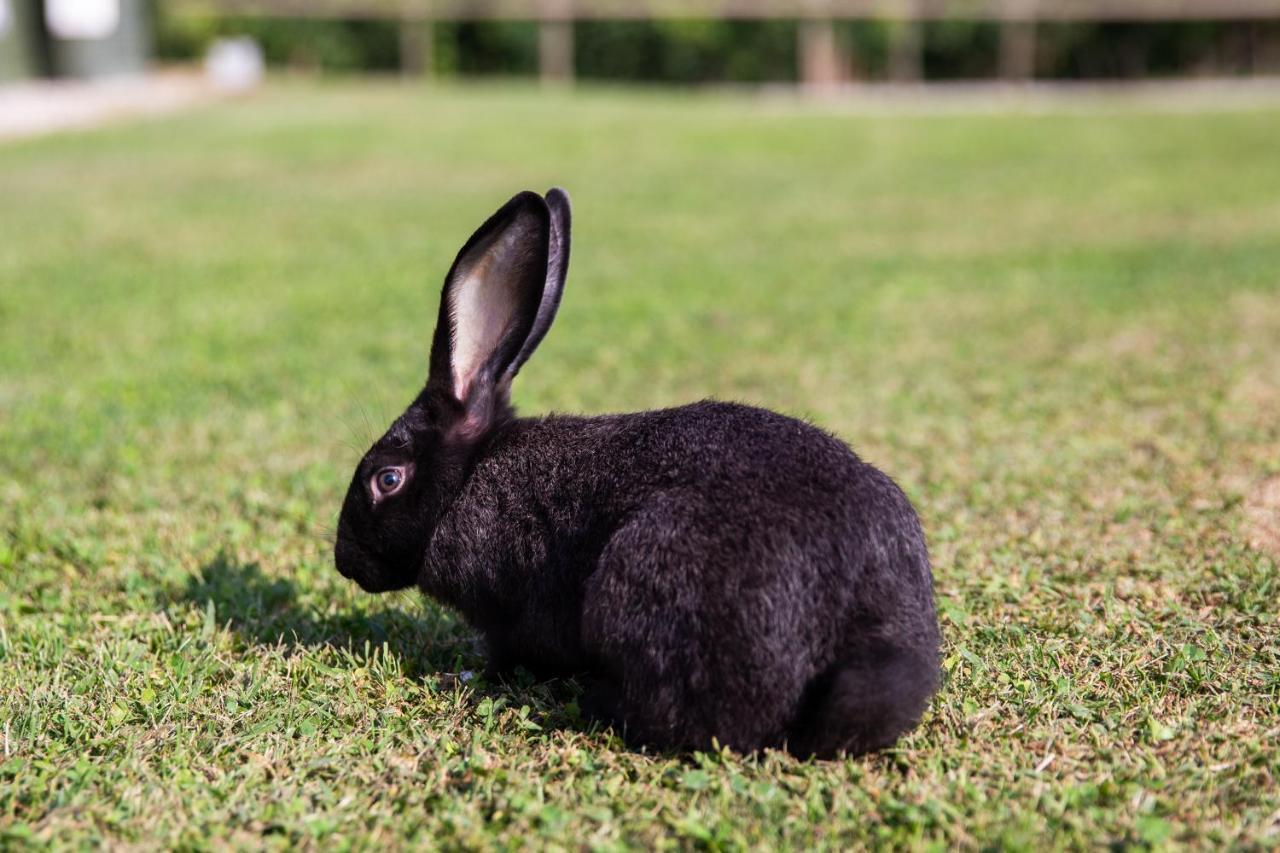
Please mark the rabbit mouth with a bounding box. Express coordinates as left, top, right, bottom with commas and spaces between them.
334, 529, 415, 593
333, 534, 365, 582
333, 531, 381, 589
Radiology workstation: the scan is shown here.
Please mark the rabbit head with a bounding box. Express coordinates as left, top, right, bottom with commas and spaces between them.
334, 189, 571, 592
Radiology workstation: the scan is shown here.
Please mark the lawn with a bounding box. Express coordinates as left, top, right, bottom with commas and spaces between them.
1, 80, 1278, 849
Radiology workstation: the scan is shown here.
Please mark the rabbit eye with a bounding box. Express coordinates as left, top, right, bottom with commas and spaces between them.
372, 466, 406, 499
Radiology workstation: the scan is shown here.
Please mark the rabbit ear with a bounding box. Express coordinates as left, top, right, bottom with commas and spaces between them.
427, 191, 552, 438
506, 188, 571, 381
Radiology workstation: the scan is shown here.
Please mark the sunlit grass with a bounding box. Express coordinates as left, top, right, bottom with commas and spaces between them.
1, 81, 1278, 848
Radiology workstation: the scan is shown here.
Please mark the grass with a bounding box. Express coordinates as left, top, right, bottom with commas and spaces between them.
1, 79, 1279, 849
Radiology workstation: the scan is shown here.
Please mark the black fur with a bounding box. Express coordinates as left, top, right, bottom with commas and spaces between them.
335, 189, 941, 759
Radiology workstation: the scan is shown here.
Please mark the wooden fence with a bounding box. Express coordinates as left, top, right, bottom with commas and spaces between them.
173, 0, 1280, 86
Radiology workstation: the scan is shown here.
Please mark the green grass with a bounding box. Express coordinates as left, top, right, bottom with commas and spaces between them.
2, 80, 1279, 849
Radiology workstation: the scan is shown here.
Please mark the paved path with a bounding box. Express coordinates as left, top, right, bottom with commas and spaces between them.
0, 72, 219, 141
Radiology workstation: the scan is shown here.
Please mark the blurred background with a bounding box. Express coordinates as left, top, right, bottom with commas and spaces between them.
3, 0, 1280, 92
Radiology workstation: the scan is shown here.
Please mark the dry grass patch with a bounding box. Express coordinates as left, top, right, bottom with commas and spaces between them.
1244, 476, 1280, 560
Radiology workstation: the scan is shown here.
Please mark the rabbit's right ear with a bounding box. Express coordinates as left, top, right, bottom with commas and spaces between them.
427, 191, 552, 440
507, 188, 571, 380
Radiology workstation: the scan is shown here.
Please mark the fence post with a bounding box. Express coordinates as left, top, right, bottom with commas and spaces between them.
400, 15, 433, 77
887, 0, 923, 83
999, 0, 1037, 81
799, 19, 840, 90
539, 0, 574, 85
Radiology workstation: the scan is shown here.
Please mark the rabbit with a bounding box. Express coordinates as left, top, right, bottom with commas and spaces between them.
334, 189, 941, 759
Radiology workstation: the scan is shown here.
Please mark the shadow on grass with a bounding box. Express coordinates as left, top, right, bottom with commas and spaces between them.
171, 554, 478, 679
168, 554, 591, 735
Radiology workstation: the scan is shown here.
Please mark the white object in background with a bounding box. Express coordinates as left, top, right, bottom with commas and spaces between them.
46, 0, 120, 40
0, 0, 12, 39
204, 37, 265, 93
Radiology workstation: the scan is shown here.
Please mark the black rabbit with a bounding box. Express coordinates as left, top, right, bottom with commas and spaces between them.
335, 189, 941, 758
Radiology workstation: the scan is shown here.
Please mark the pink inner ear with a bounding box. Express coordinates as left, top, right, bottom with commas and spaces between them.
453, 411, 490, 442
451, 374, 513, 442
449, 231, 526, 402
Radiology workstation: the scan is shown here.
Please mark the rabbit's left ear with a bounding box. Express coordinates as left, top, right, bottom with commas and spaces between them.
427, 191, 552, 438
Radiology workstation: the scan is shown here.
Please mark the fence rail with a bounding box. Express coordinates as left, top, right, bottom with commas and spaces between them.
174, 0, 1280, 85
179, 0, 1280, 20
